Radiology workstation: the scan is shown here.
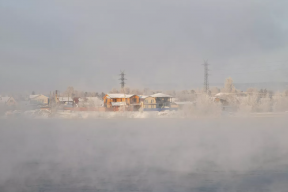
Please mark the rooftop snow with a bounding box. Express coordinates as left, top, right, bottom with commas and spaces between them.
0, 97, 11, 103
139, 95, 148, 99
149, 93, 173, 98
29, 94, 48, 99
29, 95, 40, 99
107, 94, 134, 99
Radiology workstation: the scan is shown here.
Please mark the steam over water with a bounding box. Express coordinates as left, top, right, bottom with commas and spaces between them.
1, 118, 288, 192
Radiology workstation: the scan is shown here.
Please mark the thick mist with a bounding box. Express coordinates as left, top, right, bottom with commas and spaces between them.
1, 118, 288, 192
1, 0, 288, 92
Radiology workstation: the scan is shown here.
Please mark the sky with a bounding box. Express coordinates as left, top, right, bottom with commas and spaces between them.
1, 0, 288, 93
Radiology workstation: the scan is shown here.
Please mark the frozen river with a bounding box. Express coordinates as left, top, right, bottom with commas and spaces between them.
0, 118, 288, 192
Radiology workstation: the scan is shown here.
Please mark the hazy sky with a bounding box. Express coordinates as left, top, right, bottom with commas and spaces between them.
1, 0, 288, 93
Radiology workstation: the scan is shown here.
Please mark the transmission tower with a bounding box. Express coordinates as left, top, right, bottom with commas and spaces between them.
203, 60, 209, 93
119, 71, 126, 89
119, 71, 127, 112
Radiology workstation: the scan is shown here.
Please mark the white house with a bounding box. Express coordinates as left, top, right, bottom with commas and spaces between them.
0, 96, 17, 106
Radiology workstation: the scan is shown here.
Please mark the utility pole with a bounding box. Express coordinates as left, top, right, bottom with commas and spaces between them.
119, 71, 126, 111
203, 60, 210, 94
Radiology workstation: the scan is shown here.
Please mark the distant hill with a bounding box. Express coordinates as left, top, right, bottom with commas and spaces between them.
234, 82, 288, 92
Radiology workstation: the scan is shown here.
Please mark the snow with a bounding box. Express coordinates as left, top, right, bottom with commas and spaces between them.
175, 102, 195, 105
215, 92, 229, 100
106, 94, 134, 99
111, 102, 126, 106
79, 97, 103, 107
29, 95, 40, 99
139, 95, 149, 99
58, 97, 73, 102
86, 97, 103, 103
0, 97, 10, 103
149, 93, 173, 98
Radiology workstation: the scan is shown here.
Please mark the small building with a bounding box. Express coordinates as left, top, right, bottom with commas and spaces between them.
103, 94, 141, 111
0, 96, 17, 106
143, 93, 176, 111
139, 95, 148, 102
143, 96, 157, 109
58, 97, 74, 105
29, 94, 49, 105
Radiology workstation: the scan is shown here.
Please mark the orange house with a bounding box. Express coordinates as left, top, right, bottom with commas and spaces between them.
103, 94, 141, 111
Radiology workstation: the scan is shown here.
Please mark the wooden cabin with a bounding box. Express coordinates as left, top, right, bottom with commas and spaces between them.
143, 96, 157, 109
103, 94, 141, 111
143, 93, 176, 111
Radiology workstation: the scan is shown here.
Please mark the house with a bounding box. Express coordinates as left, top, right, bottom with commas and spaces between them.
0, 96, 17, 106
103, 94, 140, 111
58, 97, 74, 105
143, 93, 176, 111
139, 95, 148, 108
143, 96, 157, 109
139, 95, 148, 102
29, 94, 49, 105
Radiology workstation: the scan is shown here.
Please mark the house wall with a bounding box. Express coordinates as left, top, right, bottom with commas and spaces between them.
143, 97, 174, 109
143, 97, 157, 108
129, 95, 140, 104
103, 95, 140, 108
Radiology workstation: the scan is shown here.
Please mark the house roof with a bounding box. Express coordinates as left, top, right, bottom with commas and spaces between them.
106, 94, 135, 99
149, 93, 173, 98
111, 102, 126, 106
0, 97, 11, 103
29, 95, 40, 99
139, 95, 148, 99
29, 94, 48, 99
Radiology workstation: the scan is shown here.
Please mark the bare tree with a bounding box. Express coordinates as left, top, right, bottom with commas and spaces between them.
110, 88, 119, 93
124, 87, 130, 94
223, 77, 236, 93
210, 87, 220, 96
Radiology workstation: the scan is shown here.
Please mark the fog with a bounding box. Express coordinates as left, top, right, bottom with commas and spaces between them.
2, 0, 288, 191
1, 118, 288, 192
1, 0, 288, 92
